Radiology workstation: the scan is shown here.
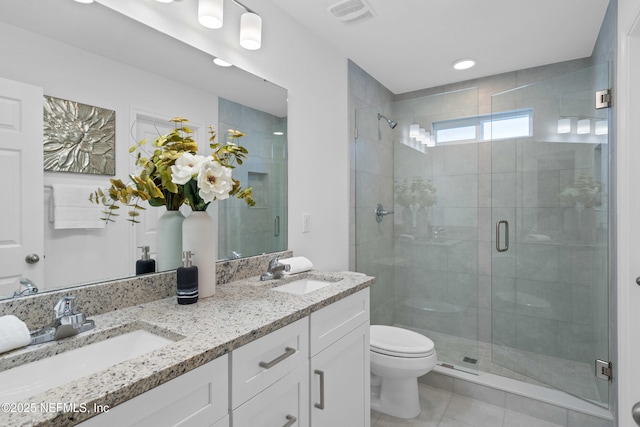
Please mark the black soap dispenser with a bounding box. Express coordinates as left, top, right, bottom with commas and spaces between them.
135, 246, 156, 275
177, 251, 198, 305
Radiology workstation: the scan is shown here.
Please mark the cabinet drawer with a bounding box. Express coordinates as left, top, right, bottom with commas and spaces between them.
78, 355, 228, 427
231, 317, 309, 408
232, 361, 309, 427
310, 288, 370, 356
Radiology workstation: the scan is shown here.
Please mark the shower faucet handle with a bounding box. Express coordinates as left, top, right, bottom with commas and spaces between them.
375, 203, 394, 223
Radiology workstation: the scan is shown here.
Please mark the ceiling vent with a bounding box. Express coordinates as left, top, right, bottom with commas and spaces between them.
328, 0, 375, 25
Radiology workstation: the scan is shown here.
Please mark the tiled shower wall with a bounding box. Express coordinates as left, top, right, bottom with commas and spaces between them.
219, 98, 288, 260
348, 60, 395, 326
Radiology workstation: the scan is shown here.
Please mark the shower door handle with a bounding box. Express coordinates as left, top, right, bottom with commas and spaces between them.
274, 216, 280, 237
496, 220, 509, 252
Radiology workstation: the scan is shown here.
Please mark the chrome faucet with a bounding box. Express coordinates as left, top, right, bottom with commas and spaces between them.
260, 256, 291, 281
29, 296, 95, 345
13, 277, 39, 298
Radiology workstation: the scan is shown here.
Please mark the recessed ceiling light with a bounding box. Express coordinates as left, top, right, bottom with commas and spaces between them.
213, 58, 232, 67
453, 59, 476, 70
273, 131, 284, 136
73, 0, 95, 3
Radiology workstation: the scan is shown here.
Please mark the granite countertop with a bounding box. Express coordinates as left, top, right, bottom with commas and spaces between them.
0, 271, 374, 427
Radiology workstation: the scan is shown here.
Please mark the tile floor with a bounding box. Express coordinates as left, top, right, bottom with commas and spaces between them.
371, 383, 568, 427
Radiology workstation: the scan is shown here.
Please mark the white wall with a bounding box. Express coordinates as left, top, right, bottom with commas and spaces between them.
97, 0, 351, 271
616, 0, 640, 425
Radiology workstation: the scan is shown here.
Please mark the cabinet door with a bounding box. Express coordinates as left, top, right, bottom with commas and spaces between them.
77, 355, 228, 427
310, 288, 369, 356
310, 322, 370, 427
232, 361, 309, 427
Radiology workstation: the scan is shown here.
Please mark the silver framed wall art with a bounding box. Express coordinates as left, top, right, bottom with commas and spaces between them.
43, 95, 116, 175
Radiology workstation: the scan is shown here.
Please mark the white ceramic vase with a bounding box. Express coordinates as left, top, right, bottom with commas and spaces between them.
156, 209, 184, 271
182, 210, 216, 298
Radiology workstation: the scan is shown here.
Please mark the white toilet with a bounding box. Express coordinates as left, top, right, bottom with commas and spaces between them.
370, 325, 437, 419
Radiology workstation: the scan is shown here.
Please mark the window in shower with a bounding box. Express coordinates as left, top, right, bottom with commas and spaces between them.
480, 109, 532, 141
433, 109, 532, 144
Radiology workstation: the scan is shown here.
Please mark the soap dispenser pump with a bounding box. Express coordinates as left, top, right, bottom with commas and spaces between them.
135, 246, 156, 275
177, 251, 198, 305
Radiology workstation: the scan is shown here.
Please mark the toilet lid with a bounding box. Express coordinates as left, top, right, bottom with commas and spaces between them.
370, 325, 435, 358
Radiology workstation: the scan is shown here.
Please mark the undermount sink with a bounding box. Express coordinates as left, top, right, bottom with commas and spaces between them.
0, 329, 174, 403
271, 278, 334, 295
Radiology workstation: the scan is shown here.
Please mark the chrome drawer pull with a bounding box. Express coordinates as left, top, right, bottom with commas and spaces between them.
283, 414, 297, 427
314, 369, 325, 410
258, 347, 296, 369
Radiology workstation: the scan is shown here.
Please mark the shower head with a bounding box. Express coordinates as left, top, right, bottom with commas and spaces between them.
378, 113, 398, 129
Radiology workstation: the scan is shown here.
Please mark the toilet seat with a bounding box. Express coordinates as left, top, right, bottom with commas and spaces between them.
370, 325, 435, 358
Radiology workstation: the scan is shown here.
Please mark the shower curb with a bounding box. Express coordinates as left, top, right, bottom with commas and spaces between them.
421, 367, 613, 427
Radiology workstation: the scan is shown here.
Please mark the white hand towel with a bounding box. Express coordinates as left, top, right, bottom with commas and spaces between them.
0, 315, 31, 354
49, 184, 106, 229
279, 256, 314, 275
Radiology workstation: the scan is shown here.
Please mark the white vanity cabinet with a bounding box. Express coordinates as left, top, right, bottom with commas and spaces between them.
78, 354, 229, 427
309, 289, 370, 427
230, 289, 370, 427
230, 317, 309, 427
76, 288, 370, 427
231, 362, 309, 427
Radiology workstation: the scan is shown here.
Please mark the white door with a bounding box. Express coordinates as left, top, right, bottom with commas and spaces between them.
133, 113, 175, 264
619, 1, 640, 425
0, 77, 43, 297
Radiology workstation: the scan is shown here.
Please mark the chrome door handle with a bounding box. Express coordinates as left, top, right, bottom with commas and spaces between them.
314, 369, 325, 409
258, 347, 296, 369
633, 402, 640, 426
25, 253, 40, 264
283, 414, 297, 427
496, 220, 509, 252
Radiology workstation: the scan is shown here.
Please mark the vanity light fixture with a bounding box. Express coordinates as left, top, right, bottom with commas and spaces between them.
213, 57, 233, 67
199, 0, 224, 29
577, 119, 591, 134
453, 58, 475, 70
197, 0, 263, 50
239, 11, 262, 50
557, 118, 571, 134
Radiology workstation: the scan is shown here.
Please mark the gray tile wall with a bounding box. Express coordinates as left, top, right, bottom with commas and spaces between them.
348, 60, 395, 326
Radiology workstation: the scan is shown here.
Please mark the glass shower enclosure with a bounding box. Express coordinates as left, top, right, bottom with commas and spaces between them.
355, 63, 610, 406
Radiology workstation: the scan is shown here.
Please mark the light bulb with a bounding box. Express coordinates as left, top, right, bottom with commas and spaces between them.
577, 119, 591, 135
557, 118, 571, 134
199, 0, 224, 29
240, 12, 262, 50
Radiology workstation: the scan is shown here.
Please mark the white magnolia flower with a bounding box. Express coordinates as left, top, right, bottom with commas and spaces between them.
171, 153, 206, 185
197, 160, 233, 203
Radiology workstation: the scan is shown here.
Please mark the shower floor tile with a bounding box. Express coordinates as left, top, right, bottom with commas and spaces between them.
397, 324, 604, 405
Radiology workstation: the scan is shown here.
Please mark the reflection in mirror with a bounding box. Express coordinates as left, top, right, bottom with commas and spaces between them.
0, 1, 287, 300
218, 98, 288, 259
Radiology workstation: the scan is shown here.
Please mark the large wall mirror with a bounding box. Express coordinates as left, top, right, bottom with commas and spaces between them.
0, 1, 287, 300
